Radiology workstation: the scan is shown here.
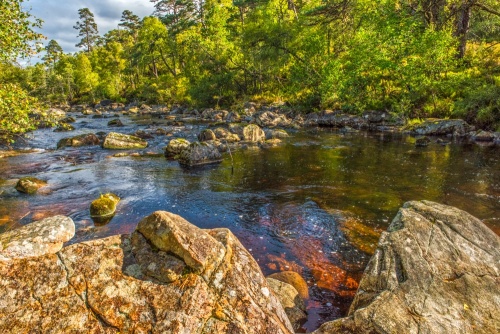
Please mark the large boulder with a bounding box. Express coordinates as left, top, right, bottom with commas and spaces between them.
313, 201, 500, 334
412, 119, 471, 136
0, 211, 293, 333
255, 111, 290, 128
0, 216, 75, 261
103, 132, 148, 149
56, 133, 100, 149
164, 138, 190, 158
243, 124, 266, 142
178, 142, 223, 166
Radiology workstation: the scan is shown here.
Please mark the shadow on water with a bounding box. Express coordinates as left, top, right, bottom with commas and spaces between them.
0, 116, 499, 331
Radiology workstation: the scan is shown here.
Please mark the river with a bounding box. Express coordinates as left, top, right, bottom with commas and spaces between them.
1, 113, 498, 331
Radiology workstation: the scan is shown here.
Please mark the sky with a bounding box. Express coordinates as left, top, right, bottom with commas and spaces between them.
25, 0, 155, 60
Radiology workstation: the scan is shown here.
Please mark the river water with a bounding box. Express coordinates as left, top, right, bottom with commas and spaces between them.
1, 113, 499, 331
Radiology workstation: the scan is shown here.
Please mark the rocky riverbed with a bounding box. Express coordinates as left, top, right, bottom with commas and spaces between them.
0, 103, 499, 331
0, 201, 498, 333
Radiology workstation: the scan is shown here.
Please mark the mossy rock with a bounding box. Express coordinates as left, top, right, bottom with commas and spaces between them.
102, 132, 148, 149
15, 177, 47, 194
59, 116, 76, 123
107, 119, 124, 127
54, 123, 75, 132
164, 138, 191, 158
57, 133, 100, 149
90, 193, 120, 218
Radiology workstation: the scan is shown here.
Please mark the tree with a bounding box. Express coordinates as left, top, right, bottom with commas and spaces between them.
0, 0, 44, 61
151, 0, 197, 35
42, 39, 63, 65
74, 8, 99, 53
119, 10, 141, 40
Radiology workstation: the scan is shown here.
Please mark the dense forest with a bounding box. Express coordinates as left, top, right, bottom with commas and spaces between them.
1, 0, 500, 142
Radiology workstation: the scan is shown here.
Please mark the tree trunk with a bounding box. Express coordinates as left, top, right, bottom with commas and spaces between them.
454, 2, 471, 58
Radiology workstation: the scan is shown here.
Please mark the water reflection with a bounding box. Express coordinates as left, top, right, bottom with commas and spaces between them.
0, 121, 499, 331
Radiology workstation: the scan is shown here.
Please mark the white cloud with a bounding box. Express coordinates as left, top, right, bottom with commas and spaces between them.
27, 0, 154, 54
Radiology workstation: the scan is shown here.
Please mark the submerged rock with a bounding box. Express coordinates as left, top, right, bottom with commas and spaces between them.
260, 138, 283, 148
415, 136, 431, 147
268, 271, 309, 299
267, 278, 307, 331
0, 215, 74, 260
313, 201, 500, 334
164, 138, 190, 158
178, 141, 222, 166
0, 211, 293, 333
102, 132, 148, 149
57, 133, 100, 149
15, 177, 47, 194
243, 124, 266, 142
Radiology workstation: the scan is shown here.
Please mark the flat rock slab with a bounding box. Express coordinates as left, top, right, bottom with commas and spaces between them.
0, 216, 75, 261
103, 132, 148, 149
313, 200, 500, 334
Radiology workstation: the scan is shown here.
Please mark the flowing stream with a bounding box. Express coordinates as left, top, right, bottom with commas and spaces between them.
1, 113, 499, 331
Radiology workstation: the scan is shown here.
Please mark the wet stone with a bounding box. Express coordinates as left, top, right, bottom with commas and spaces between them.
15, 177, 47, 194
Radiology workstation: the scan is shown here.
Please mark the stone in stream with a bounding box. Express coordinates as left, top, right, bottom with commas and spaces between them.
267, 277, 307, 331
15, 177, 47, 194
415, 136, 430, 147
198, 129, 217, 142
56, 133, 100, 149
243, 124, 266, 142
268, 271, 309, 299
102, 132, 148, 149
312, 200, 500, 334
89, 193, 120, 224
0, 211, 293, 333
473, 130, 495, 142
178, 141, 222, 166
59, 116, 76, 123
53, 123, 75, 132
213, 127, 241, 142
266, 128, 289, 139
107, 118, 123, 127
0, 215, 75, 260
412, 119, 472, 136
164, 138, 190, 158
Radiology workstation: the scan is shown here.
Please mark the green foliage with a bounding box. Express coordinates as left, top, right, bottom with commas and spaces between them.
0, 83, 37, 142
2, 0, 500, 133
0, 0, 44, 61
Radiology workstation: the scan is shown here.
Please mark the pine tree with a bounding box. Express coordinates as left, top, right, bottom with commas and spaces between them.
42, 40, 63, 66
74, 8, 99, 53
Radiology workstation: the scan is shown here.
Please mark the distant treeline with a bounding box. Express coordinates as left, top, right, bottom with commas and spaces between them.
1, 0, 500, 142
